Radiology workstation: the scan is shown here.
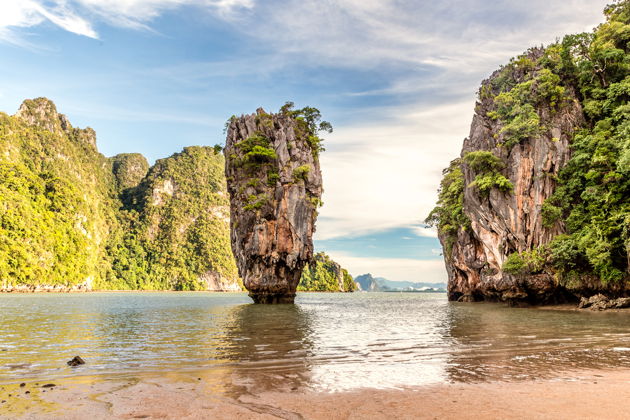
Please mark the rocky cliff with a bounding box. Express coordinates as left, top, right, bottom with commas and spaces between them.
225, 104, 327, 303
428, 1, 630, 304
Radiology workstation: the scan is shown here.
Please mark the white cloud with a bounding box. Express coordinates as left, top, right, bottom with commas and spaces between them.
0, 0, 253, 43
315, 100, 473, 240
325, 251, 447, 283
0, 0, 97, 41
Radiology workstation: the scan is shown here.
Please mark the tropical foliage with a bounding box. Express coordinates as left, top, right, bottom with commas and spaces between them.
298, 252, 356, 292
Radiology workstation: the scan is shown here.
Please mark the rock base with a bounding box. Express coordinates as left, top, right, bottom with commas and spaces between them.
249, 293, 296, 304
578, 294, 630, 311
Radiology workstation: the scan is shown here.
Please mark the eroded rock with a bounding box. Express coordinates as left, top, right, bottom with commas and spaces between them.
578, 294, 630, 311
225, 107, 323, 303
439, 49, 585, 304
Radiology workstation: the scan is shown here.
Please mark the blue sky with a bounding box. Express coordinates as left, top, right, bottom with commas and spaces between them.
0, 0, 609, 282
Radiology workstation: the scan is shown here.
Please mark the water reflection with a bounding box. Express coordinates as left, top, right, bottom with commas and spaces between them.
444, 303, 630, 382
221, 304, 313, 393
2, 293, 630, 391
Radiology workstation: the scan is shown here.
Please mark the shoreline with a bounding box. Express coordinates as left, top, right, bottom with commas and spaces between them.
4, 368, 630, 419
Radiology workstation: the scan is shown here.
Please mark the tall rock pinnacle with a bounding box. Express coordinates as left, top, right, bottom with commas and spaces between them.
225, 104, 327, 303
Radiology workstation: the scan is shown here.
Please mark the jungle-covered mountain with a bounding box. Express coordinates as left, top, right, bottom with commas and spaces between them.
0, 98, 351, 292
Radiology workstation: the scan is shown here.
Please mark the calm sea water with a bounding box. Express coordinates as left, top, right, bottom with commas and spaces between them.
1, 292, 630, 391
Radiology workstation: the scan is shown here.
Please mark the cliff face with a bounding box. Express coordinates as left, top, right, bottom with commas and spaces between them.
431, 1, 630, 304
225, 107, 324, 303
444, 50, 584, 303
117, 146, 239, 291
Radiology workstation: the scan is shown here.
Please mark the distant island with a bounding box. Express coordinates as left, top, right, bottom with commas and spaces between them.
354, 273, 446, 293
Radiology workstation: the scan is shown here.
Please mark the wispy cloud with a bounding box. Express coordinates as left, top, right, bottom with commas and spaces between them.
315, 100, 473, 240
0, 0, 253, 43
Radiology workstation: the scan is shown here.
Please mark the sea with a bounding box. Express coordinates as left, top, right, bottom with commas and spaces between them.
2, 292, 630, 392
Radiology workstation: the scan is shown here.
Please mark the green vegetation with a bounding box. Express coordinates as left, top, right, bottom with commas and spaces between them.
539, 1, 630, 285
431, 0, 630, 286
234, 133, 277, 167
280, 102, 332, 157
243, 193, 268, 211
487, 67, 568, 148
463, 151, 513, 196
292, 164, 310, 182
424, 159, 470, 257
502, 248, 548, 275
109, 146, 239, 291
0, 101, 239, 291
298, 252, 356, 292
0, 102, 120, 289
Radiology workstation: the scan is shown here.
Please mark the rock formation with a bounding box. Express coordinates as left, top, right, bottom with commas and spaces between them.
354, 274, 382, 292
225, 107, 324, 303
430, 2, 630, 305
442, 49, 584, 303
298, 252, 356, 292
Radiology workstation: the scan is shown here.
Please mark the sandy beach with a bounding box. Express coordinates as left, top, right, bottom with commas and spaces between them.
2, 368, 630, 420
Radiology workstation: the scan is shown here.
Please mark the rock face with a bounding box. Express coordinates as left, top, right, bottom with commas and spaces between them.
578, 294, 630, 311
437, 50, 585, 304
16, 97, 97, 148
225, 108, 323, 303
431, 3, 630, 305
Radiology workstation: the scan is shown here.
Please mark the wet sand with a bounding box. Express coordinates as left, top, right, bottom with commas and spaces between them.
3, 369, 630, 419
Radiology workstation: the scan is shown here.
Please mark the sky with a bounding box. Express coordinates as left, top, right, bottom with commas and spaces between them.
0, 0, 610, 283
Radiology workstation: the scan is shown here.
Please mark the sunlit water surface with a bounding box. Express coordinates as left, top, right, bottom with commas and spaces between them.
2, 292, 630, 391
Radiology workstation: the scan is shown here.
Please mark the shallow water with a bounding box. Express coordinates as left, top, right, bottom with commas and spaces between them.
1, 292, 630, 391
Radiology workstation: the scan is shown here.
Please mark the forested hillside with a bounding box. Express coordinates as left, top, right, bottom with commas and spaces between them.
0, 98, 351, 292
298, 252, 356, 292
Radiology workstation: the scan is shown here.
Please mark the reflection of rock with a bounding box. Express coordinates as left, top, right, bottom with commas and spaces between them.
443, 303, 630, 383
225, 109, 322, 304
222, 304, 313, 392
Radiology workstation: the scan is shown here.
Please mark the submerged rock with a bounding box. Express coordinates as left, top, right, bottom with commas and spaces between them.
67, 356, 85, 366
225, 106, 324, 303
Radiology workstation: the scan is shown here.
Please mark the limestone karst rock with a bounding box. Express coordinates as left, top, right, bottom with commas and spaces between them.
225, 107, 324, 303
430, 34, 630, 304
2, 98, 240, 292
444, 49, 584, 303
